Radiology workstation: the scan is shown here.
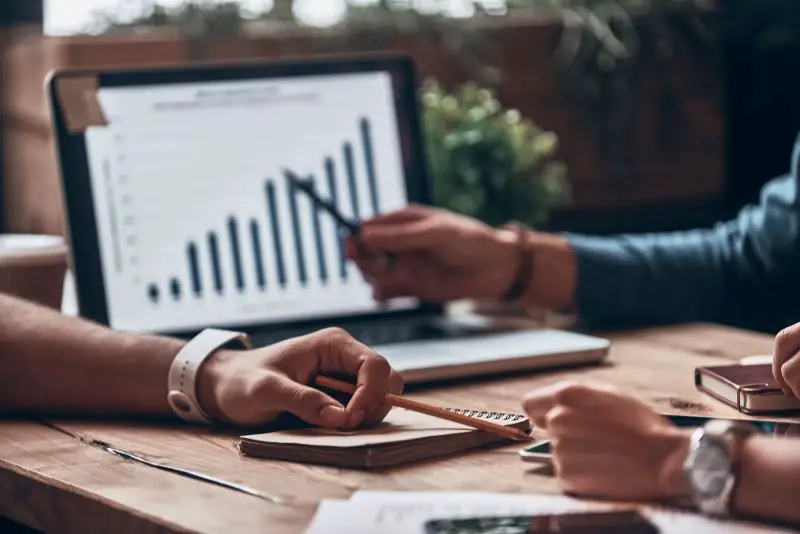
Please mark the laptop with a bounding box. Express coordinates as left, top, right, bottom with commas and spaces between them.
47, 53, 609, 384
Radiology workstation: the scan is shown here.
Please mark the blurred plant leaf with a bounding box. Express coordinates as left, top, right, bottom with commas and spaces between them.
422, 79, 570, 227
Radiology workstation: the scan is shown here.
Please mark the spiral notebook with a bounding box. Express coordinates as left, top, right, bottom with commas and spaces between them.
238, 408, 530, 468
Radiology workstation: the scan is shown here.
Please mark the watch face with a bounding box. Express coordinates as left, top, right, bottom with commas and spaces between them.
690, 439, 732, 498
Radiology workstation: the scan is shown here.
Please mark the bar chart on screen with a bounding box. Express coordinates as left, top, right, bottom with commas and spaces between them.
143, 117, 381, 305
84, 71, 412, 332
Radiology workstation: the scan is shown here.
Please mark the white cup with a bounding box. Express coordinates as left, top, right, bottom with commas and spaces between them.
0, 234, 69, 309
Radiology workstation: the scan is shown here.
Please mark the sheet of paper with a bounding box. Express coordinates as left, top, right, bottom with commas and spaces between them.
304, 491, 793, 534
242, 408, 525, 449
303, 496, 590, 534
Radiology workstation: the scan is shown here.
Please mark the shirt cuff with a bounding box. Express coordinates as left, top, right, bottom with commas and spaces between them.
564, 233, 653, 328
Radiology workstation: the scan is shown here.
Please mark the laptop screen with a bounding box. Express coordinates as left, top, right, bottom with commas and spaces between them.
80, 69, 417, 333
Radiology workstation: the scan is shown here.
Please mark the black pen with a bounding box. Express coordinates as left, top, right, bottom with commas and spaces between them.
283, 169, 360, 235
283, 168, 396, 265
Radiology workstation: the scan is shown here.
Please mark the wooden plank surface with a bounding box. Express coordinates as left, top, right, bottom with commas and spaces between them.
0, 325, 793, 534
627, 322, 775, 361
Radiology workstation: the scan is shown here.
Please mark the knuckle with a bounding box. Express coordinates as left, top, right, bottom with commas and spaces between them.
290, 386, 315, 408
251, 371, 282, 398
544, 406, 573, 428
320, 326, 349, 340
521, 392, 538, 412
775, 324, 800, 349
553, 381, 587, 405
313, 327, 352, 354
367, 352, 392, 372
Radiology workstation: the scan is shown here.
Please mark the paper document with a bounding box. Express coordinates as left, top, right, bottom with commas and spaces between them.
305, 491, 794, 534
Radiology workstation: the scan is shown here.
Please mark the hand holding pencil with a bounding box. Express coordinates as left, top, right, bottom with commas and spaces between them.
316, 376, 534, 442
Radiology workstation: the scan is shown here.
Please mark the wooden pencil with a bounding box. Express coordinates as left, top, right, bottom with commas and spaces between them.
315, 376, 534, 442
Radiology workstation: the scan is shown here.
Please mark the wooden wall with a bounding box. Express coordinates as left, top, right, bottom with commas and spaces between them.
0, 1, 45, 234
0, 15, 724, 236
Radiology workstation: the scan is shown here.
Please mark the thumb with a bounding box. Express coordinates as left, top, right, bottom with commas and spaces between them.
267, 373, 348, 428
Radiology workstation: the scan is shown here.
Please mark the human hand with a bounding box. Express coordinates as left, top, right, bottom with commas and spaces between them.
522, 382, 691, 501
346, 205, 518, 302
772, 322, 800, 397
196, 328, 402, 429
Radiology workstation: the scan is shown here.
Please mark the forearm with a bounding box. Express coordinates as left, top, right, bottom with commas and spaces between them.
0, 294, 184, 417
735, 436, 800, 525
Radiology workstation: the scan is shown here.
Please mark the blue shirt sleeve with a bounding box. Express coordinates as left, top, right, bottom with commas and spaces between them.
567, 135, 800, 332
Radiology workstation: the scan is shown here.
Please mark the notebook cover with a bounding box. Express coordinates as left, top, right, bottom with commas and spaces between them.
238, 408, 530, 468
694, 363, 799, 414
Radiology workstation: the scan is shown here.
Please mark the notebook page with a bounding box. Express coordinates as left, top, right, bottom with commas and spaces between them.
241, 408, 527, 449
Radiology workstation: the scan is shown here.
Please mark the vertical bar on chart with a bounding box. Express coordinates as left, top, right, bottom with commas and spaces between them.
326, 157, 347, 281
227, 216, 245, 292
286, 176, 308, 285
343, 142, 360, 220
208, 231, 223, 294
266, 180, 287, 288
147, 283, 160, 304
308, 176, 328, 284
187, 241, 202, 297
360, 117, 380, 215
250, 219, 266, 290
169, 277, 182, 301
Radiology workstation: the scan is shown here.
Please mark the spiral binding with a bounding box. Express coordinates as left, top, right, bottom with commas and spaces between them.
445, 408, 524, 421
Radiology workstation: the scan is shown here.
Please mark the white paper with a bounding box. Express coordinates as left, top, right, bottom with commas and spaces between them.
303, 496, 588, 534
304, 491, 794, 534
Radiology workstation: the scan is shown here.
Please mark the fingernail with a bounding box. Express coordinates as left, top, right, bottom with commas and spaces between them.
319, 405, 347, 427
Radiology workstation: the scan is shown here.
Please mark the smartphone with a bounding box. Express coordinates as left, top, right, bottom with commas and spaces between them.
424, 510, 659, 534
519, 414, 800, 465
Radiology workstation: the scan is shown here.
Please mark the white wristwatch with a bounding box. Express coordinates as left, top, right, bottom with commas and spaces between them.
167, 328, 252, 424
683, 419, 757, 517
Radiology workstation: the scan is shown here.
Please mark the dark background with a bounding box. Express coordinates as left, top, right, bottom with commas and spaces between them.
723, 0, 800, 219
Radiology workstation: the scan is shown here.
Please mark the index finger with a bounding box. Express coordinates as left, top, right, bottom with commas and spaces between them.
359, 205, 430, 227
773, 323, 800, 394
319, 335, 397, 428
522, 384, 562, 429
359, 219, 443, 252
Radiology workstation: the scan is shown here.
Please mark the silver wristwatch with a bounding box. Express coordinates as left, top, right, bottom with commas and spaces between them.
682, 420, 757, 517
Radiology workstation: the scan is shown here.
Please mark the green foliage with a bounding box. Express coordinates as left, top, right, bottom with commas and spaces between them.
421, 81, 569, 227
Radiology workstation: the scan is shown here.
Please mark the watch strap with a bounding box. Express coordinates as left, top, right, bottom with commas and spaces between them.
719, 420, 757, 518
500, 221, 534, 302
167, 328, 252, 424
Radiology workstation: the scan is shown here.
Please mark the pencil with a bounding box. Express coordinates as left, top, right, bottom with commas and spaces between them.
315, 376, 534, 442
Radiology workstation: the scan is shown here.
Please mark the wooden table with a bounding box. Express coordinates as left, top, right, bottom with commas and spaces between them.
0, 323, 793, 534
